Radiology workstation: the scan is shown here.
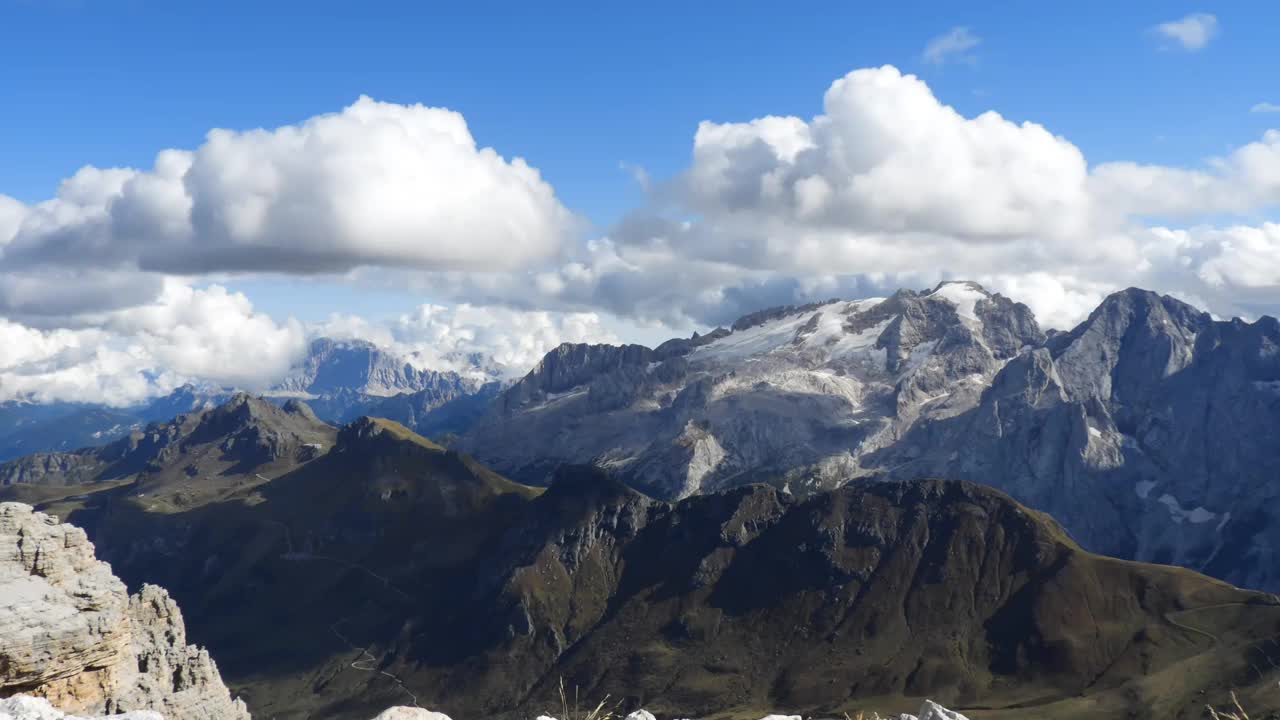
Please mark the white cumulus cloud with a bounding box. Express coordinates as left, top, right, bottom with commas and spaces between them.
4, 68, 1280, 406
1153, 13, 1219, 51
319, 303, 620, 379
2, 96, 574, 285
479, 65, 1280, 329
0, 281, 305, 406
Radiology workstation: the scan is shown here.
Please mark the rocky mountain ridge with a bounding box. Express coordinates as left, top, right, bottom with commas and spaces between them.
0, 393, 334, 491
461, 281, 1045, 497
459, 283, 1280, 594
871, 287, 1280, 591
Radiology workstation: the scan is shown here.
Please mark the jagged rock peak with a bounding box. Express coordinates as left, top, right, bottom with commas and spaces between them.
0, 503, 249, 719
1060, 286, 1212, 344
273, 336, 477, 398
499, 342, 655, 411
729, 298, 841, 332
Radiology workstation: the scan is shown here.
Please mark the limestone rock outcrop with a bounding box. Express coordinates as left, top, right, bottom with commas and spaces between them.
0, 695, 161, 719
0, 503, 249, 719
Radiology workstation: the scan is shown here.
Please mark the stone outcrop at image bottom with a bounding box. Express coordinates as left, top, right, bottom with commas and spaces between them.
0, 503, 249, 720
372, 702, 968, 720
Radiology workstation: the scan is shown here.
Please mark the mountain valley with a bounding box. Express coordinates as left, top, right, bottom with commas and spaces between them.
3, 284, 1280, 718
2, 395, 1278, 718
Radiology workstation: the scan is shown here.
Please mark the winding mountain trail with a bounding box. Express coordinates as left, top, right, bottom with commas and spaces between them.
330, 619, 420, 709
262, 517, 422, 706
1163, 599, 1280, 685
1165, 600, 1280, 646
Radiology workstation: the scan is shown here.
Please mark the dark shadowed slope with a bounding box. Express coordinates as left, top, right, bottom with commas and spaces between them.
30, 438, 1280, 720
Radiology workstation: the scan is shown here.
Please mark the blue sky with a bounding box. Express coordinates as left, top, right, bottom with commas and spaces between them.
2, 1, 1280, 403
4, 0, 1277, 222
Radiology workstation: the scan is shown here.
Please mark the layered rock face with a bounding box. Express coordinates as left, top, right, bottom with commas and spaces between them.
461, 283, 1280, 592
0, 503, 248, 719
873, 288, 1280, 590
462, 282, 1043, 498
267, 337, 490, 426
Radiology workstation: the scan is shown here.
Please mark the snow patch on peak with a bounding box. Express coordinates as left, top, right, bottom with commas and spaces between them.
927, 281, 990, 322
693, 307, 828, 362
695, 300, 888, 364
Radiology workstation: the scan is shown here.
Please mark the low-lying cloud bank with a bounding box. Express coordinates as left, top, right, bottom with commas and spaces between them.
2, 65, 1279, 404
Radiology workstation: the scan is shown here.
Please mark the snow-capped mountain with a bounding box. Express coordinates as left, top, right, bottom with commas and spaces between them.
460, 282, 1280, 591
461, 281, 1044, 496
872, 287, 1280, 591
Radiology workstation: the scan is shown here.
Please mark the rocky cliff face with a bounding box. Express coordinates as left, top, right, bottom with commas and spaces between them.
461, 281, 1044, 498
0, 503, 248, 719
872, 288, 1280, 591
263, 337, 493, 428
460, 283, 1280, 593
279, 338, 474, 396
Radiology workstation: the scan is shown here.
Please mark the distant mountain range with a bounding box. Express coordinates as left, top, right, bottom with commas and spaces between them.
3, 398, 1276, 719
0, 337, 497, 461
4, 283, 1278, 598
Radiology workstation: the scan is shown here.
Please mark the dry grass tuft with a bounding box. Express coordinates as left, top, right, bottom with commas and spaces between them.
1206, 689, 1251, 720
557, 677, 625, 720
1206, 683, 1280, 720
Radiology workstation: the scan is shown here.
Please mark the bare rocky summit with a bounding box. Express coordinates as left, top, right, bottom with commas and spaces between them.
0, 503, 248, 719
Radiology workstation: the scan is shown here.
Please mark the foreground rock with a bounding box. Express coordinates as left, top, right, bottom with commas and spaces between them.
0, 503, 248, 719
529, 704, 968, 720
0, 696, 161, 719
